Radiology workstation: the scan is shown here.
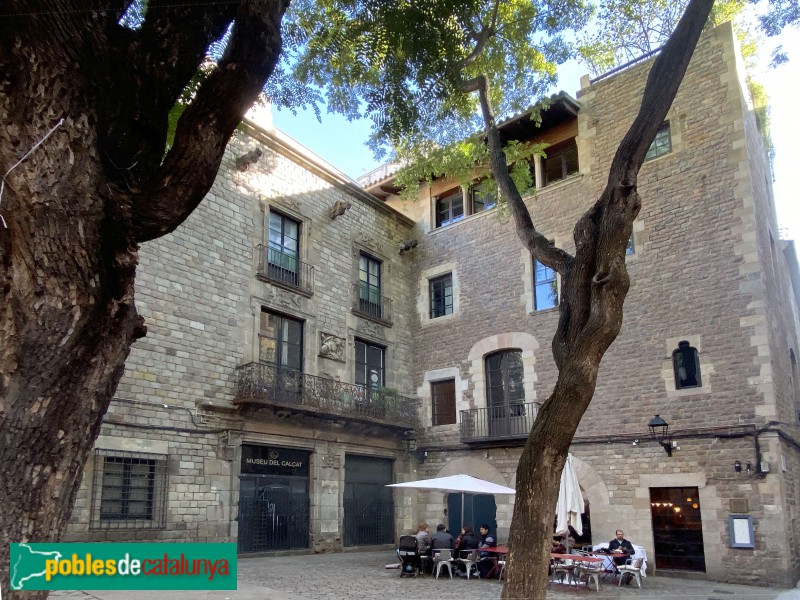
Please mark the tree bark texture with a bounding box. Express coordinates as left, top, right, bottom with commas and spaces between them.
481, 0, 717, 597
0, 2, 288, 597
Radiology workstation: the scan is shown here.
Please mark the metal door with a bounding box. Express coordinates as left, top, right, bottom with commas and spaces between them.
448, 493, 497, 533
238, 475, 309, 552
344, 455, 394, 546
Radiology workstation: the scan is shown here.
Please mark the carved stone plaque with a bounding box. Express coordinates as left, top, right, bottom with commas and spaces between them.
318, 332, 346, 362
357, 318, 385, 339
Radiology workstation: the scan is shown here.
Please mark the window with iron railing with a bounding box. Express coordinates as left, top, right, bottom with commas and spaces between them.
358, 253, 383, 318
268, 210, 300, 286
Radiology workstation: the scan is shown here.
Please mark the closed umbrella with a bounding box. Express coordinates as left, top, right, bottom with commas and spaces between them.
555, 454, 583, 545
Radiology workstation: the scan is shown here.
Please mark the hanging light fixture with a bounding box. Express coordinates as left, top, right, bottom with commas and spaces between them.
648, 414, 673, 456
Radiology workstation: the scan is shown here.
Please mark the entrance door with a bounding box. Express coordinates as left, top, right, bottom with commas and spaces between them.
238, 475, 309, 552
343, 455, 394, 546
650, 486, 706, 571
448, 493, 497, 534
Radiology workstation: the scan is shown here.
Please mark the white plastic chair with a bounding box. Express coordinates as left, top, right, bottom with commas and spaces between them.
617, 557, 644, 588
433, 549, 455, 579
457, 549, 480, 579
550, 556, 575, 585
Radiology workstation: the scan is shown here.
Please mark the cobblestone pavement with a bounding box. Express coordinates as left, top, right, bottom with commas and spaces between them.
50, 550, 800, 600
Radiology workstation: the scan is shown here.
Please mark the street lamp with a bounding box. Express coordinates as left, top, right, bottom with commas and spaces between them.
648, 414, 673, 457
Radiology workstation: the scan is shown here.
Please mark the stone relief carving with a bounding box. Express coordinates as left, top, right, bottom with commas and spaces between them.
318, 332, 346, 362
275, 196, 301, 214
321, 455, 341, 468
274, 290, 301, 310
357, 318, 384, 338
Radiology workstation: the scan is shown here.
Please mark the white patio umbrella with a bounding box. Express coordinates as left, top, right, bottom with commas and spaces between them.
555, 454, 583, 543
387, 474, 515, 528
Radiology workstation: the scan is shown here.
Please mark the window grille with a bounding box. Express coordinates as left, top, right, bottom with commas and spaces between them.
90, 449, 167, 530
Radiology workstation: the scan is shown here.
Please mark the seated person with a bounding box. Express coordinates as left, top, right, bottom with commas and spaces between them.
415, 523, 431, 555
430, 523, 454, 551
477, 524, 497, 578
608, 529, 634, 566
458, 526, 480, 552
453, 526, 481, 576
551, 535, 567, 554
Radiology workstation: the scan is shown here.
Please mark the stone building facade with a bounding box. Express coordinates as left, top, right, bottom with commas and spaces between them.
365, 22, 800, 587
66, 121, 420, 553
65, 21, 800, 587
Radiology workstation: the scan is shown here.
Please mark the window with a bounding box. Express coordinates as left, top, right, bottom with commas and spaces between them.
645, 122, 671, 161
435, 181, 497, 229
626, 233, 635, 255
672, 340, 701, 389
355, 339, 384, 389
543, 139, 579, 185
431, 379, 457, 425
470, 179, 497, 214
486, 350, 525, 412
260, 309, 303, 371
429, 274, 453, 318
358, 253, 382, 318
534, 257, 558, 310
91, 449, 167, 529
435, 188, 465, 227
268, 211, 300, 286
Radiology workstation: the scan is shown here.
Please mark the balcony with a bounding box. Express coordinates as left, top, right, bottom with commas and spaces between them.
459, 402, 540, 444
351, 283, 392, 325
235, 362, 418, 429
256, 245, 314, 296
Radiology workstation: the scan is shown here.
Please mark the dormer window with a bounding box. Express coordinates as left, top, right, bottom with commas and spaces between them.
543, 139, 579, 186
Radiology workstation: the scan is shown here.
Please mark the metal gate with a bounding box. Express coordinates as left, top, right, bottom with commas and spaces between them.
238, 475, 309, 552
343, 455, 394, 546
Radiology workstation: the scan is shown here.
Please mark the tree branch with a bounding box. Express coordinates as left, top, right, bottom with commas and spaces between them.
473, 74, 574, 274
100, 0, 237, 182
455, 0, 500, 70
131, 0, 290, 243
607, 0, 715, 186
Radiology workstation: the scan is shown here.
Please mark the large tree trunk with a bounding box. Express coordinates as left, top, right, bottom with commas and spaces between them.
0, 2, 288, 597
473, 0, 717, 597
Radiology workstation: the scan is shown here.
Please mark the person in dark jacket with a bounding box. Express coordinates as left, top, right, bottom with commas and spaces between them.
608, 529, 635, 566
454, 526, 481, 576
430, 524, 454, 551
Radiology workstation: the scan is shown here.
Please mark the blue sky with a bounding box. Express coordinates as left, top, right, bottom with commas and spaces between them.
272, 28, 800, 241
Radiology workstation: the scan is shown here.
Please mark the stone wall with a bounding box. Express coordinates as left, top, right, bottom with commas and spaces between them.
386, 23, 800, 587
67, 124, 419, 551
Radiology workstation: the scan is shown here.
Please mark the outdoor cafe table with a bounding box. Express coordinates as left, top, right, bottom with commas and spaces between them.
550, 553, 605, 589
480, 546, 509, 579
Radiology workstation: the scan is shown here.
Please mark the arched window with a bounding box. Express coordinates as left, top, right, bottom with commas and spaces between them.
486, 350, 525, 411
672, 341, 701, 389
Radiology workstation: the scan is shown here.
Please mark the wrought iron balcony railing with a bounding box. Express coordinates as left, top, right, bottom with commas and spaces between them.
351, 283, 392, 325
235, 362, 417, 428
459, 402, 540, 443
256, 245, 314, 296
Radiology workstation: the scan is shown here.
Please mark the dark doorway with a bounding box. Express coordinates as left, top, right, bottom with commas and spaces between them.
650, 486, 706, 571
448, 493, 497, 534
344, 455, 394, 546
237, 445, 310, 553
238, 475, 309, 552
